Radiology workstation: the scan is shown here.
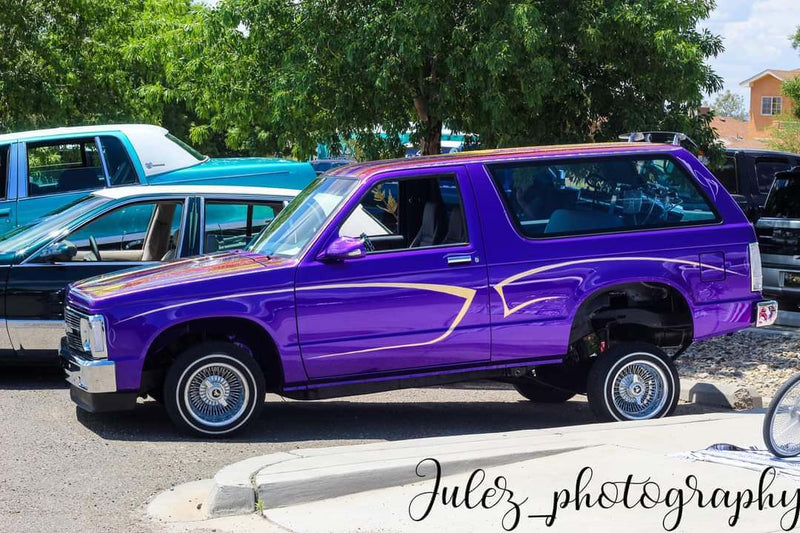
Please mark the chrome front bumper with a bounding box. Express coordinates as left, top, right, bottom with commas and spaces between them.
60, 339, 117, 393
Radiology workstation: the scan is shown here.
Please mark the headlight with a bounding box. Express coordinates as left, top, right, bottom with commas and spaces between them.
79, 314, 107, 359
749, 242, 763, 292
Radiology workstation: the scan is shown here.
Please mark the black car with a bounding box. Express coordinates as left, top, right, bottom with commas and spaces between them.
755, 166, 800, 309
0, 184, 295, 360
716, 149, 800, 220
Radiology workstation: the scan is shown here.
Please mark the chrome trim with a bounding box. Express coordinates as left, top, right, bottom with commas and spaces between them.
756, 218, 800, 229
7, 319, 64, 351
755, 300, 778, 328
446, 254, 473, 265
62, 349, 117, 393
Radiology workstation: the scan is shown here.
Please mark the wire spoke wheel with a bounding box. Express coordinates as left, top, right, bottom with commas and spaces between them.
610, 359, 668, 420
183, 361, 250, 427
765, 375, 800, 457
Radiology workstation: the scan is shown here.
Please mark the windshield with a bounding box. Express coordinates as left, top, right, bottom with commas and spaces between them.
764, 175, 800, 218
0, 194, 110, 253
248, 176, 359, 258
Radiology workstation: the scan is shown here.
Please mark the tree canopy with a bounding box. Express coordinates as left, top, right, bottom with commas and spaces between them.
2, 0, 725, 160
710, 90, 746, 121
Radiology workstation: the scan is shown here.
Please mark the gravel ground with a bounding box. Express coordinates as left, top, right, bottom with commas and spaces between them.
677, 329, 800, 399
0, 364, 720, 533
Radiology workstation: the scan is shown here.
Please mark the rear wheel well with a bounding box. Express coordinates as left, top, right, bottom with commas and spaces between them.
568, 282, 693, 358
141, 317, 283, 396
531, 282, 692, 395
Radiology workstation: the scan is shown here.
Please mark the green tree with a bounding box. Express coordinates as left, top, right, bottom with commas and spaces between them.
710, 90, 746, 120
0, 0, 211, 151
146, 0, 723, 159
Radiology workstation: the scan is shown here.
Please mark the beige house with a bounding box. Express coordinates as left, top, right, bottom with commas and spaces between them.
740, 68, 800, 132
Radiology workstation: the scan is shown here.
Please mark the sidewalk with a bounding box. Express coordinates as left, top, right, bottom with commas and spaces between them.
149, 411, 800, 533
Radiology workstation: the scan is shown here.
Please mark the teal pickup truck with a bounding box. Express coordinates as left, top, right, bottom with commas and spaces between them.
0, 124, 316, 227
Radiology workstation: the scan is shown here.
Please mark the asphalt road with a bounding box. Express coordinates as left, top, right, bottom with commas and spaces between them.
0, 363, 723, 533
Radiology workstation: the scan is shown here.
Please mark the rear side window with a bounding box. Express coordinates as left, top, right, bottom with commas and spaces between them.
0, 145, 8, 200
27, 139, 106, 197
204, 200, 284, 252
488, 156, 719, 238
755, 158, 792, 194
716, 156, 738, 194
764, 174, 800, 218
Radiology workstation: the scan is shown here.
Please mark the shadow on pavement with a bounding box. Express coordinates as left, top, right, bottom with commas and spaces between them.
75, 394, 728, 444
0, 361, 65, 390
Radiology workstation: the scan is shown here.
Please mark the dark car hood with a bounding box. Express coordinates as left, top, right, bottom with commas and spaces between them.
70, 251, 291, 304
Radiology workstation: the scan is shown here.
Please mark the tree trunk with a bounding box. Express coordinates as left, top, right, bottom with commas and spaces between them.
413, 95, 442, 156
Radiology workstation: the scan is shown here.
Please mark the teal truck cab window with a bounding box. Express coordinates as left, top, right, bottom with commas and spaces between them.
27, 138, 106, 196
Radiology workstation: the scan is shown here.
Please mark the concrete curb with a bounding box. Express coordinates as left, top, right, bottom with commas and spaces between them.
680, 379, 762, 410
199, 413, 739, 517
203, 452, 297, 517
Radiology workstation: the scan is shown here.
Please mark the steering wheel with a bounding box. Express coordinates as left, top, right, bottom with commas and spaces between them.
89, 236, 102, 261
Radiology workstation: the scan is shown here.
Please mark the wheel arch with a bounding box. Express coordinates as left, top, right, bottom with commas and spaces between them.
141, 315, 284, 394
567, 279, 695, 355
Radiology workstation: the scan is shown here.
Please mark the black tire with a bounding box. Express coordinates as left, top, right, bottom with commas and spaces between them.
163, 341, 265, 437
514, 379, 576, 403
587, 342, 679, 422
763, 373, 800, 458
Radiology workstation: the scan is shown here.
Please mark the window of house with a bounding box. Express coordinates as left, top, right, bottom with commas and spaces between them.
204, 200, 284, 252
27, 139, 106, 197
100, 136, 138, 186
761, 96, 783, 116
56, 200, 184, 262
488, 156, 719, 238
0, 145, 9, 200
339, 175, 468, 252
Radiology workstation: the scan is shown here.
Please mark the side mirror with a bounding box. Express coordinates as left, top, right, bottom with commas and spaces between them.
318, 236, 366, 262
37, 241, 77, 263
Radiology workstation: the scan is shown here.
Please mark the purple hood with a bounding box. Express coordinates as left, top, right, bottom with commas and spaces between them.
70, 251, 293, 306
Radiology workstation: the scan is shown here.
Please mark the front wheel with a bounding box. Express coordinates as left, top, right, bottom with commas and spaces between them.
587, 342, 679, 422
763, 373, 800, 458
164, 341, 265, 437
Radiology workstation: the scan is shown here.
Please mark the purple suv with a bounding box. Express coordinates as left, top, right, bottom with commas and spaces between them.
60, 143, 778, 436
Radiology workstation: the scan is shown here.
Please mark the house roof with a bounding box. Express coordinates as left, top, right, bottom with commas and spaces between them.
335, 142, 682, 180
711, 116, 769, 150
740, 69, 800, 87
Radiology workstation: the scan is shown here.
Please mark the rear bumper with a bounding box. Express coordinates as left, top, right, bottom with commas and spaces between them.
764, 265, 800, 300
59, 338, 137, 412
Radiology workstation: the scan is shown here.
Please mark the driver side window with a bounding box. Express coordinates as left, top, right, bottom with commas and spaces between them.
53, 200, 184, 262
339, 175, 468, 252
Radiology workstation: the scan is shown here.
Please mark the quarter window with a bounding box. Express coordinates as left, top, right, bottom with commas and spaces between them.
204, 200, 284, 252
340, 175, 468, 252
51, 200, 184, 262
27, 139, 106, 196
755, 158, 792, 194
761, 96, 783, 116
488, 156, 719, 238
100, 136, 138, 186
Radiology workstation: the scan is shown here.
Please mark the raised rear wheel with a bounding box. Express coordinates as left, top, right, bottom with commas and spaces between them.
586, 342, 679, 422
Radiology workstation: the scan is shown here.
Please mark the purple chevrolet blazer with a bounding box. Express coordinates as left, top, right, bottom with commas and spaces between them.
60, 143, 778, 436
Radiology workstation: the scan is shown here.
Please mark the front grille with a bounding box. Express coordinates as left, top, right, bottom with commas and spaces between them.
64, 306, 87, 353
